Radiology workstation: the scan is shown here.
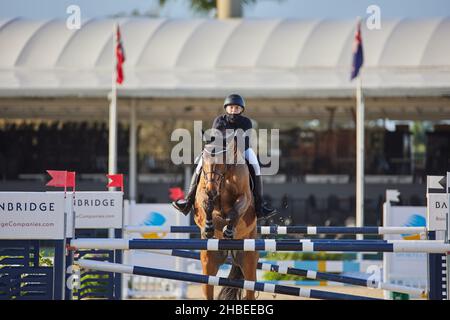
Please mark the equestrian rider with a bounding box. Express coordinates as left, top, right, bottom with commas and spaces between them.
172, 93, 277, 221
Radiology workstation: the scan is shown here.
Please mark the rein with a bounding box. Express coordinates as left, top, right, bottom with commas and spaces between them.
201, 137, 241, 200
202, 167, 226, 186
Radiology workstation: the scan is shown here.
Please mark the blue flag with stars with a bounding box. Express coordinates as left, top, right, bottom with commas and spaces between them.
351, 20, 364, 80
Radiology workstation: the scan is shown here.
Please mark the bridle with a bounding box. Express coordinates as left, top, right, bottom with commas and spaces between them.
201, 133, 237, 199
202, 165, 226, 198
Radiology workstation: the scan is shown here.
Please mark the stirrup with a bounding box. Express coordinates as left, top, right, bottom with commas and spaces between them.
257, 207, 278, 221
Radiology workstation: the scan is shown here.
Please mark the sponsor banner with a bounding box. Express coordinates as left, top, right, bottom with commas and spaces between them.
384, 205, 427, 296
427, 193, 448, 231
48, 191, 123, 230
125, 203, 189, 270
0, 192, 66, 240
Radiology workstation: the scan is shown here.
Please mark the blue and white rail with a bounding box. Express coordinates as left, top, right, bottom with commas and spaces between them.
147, 249, 426, 297
75, 259, 381, 300
70, 238, 450, 253
124, 225, 426, 235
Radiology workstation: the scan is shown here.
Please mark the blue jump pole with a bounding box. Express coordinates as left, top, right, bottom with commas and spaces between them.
69, 238, 450, 253
124, 225, 426, 235
76, 259, 381, 300
156, 249, 425, 297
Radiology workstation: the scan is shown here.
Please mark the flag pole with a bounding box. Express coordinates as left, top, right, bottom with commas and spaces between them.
351, 16, 365, 243
356, 64, 365, 241
109, 22, 118, 187
108, 23, 119, 239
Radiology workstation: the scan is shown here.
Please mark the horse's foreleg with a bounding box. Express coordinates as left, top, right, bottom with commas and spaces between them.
223, 195, 250, 239
241, 251, 259, 300
202, 199, 215, 239
200, 250, 222, 300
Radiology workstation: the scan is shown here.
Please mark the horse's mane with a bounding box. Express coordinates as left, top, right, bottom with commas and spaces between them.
203, 134, 245, 166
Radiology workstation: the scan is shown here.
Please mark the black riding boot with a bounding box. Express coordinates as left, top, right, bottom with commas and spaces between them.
253, 175, 277, 221
172, 169, 200, 216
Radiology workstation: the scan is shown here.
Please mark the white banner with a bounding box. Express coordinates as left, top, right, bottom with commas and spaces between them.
0, 192, 66, 240
427, 193, 448, 231
48, 191, 123, 231
125, 203, 189, 270
384, 205, 427, 294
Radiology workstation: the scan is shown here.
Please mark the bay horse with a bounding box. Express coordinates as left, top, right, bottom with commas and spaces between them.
193, 132, 258, 300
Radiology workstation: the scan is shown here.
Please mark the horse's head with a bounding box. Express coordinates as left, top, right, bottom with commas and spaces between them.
201, 131, 239, 200
202, 145, 227, 200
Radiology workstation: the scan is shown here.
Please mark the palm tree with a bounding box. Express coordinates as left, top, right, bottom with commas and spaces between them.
158, 0, 257, 14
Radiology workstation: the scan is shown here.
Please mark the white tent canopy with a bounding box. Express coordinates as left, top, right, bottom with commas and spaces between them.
0, 17, 448, 207
0, 17, 449, 98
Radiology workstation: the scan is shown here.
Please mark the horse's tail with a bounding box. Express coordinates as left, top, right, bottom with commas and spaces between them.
217, 264, 243, 300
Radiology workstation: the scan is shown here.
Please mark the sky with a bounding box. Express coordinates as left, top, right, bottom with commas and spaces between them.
1, 0, 449, 20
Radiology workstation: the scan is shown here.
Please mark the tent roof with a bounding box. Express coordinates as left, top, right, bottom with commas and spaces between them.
0, 17, 450, 98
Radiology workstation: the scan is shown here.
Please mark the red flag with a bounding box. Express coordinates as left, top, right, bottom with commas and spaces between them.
107, 174, 124, 191
115, 25, 125, 84
46, 170, 75, 187
66, 171, 76, 189
46, 170, 67, 187
46, 170, 76, 193
169, 187, 185, 201
350, 19, 364, 80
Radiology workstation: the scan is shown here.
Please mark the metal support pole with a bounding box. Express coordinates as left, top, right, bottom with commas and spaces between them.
129, 100, 137, 201
109, 22, 118, 179
108, 22, 118, 239
356, 76, 365, 240
446, 172, 450, 299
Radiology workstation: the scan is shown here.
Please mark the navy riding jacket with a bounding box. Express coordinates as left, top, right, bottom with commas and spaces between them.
211, 114, 252, 151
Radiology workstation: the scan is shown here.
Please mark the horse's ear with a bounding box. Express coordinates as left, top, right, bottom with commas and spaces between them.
201, 130, 205, 141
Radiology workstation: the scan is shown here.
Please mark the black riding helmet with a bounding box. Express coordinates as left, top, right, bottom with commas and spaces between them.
223, 94, 245, 111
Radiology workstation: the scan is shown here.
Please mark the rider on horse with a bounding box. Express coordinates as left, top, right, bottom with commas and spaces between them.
172, 93, 277, 221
